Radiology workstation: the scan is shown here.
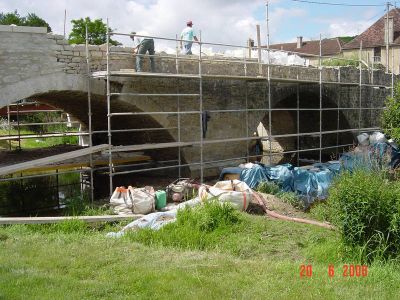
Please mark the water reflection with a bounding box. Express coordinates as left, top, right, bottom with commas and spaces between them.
0, 172, 85, 216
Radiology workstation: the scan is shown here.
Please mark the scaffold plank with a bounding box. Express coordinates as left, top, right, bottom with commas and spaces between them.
0, 214, 144, 225
0, 144, 109, 176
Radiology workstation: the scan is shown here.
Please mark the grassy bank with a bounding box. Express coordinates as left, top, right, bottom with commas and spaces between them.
1, 213, 399, 299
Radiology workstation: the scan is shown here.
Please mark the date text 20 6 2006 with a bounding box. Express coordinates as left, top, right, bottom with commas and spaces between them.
299, 264, 368, 278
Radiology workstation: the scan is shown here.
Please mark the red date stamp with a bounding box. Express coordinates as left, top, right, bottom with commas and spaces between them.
300, 264, 368, 277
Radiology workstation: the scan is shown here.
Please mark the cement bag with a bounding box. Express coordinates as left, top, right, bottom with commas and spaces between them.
369, 132, 387, 145
128, 186, 155, 214
110, 187, 133, 215
198, 180, 252, 211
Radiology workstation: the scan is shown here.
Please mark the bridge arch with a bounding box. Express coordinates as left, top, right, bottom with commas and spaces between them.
257, 88, 354, 165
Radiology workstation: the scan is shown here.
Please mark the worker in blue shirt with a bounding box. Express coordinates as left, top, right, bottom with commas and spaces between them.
180, 20, 199, 55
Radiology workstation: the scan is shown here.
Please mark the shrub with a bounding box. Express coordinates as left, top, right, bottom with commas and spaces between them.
327, 169, 400, 261
257, 181, 280, 195
382, 81, 400, 143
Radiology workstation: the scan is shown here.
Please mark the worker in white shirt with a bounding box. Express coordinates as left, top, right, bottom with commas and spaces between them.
180, 20, 198, 55
130, 32, 155, 72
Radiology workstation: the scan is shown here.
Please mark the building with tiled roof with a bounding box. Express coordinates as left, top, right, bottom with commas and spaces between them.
269, 37, 344, 66
342, 8, 400, 73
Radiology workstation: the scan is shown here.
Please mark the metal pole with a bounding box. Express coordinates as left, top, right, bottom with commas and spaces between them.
266, 0, 270, 50
175, 33, 179, 74
336, 67, 341, 157
7, 104, 11, 150
17, 102, 21, 150
386, 2, 390, 73
63, 9, 67, 38
359, 40, 363, 133
106, 18, 113, 197
199, 34, 204, 183
245, 80, 249, 162
85, 24, 95, 203
296, 83, 300, 165
391, 43, 395, 97
319, 34, 322, 162
256, 24, 262, 76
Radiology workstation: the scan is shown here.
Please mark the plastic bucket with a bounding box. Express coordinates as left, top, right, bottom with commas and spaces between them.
155, 190, 167, 210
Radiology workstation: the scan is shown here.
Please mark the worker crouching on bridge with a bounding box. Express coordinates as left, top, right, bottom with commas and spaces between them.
130, 32, 155, 72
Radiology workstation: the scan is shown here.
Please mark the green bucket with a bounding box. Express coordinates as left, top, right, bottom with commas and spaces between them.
155, 190, 167, 210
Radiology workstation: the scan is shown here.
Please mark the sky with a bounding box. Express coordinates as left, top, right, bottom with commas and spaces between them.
0, 0, 391, 48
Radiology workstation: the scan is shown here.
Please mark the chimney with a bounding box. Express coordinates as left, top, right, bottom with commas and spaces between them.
385, 16, 394, 44
297, 36, 303, 48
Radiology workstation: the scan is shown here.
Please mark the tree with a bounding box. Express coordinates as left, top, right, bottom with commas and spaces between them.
0, 10, 51, 32
382, 82, 400, 143
24, 13, 51, 32
68, 17, 120, 45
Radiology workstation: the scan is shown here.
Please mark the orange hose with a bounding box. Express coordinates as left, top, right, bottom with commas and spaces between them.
253, 192, 335, 230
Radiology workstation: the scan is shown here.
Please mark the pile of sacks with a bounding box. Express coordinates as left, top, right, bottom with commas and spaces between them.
106, 180, 253, 237
109, 186, 155, 215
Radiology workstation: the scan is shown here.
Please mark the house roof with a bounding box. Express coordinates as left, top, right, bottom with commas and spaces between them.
269, 38, 344, 57
343, 8, 400, 49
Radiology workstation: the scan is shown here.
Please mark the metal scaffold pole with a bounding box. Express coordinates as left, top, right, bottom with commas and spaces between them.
336, 67, 341, 157
85, 24, 95, 202
106, 18, 113, 197
266, 2, 273, 166
359, 41, 363, 133
199, 35, 204, 183
319, 34, 322, 163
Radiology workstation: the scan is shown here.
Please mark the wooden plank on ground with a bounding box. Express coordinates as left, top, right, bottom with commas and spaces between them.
0, 144, 109, 176
0, 214, 144, 225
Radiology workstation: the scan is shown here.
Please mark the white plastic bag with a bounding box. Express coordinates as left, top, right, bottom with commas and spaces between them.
109, 187, 133, 215
198, 180, 252, 211
128, 186, 155, 214
357, 133, 370, 146
369, 132, 387, 144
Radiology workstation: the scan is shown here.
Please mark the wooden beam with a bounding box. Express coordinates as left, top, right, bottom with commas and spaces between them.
0, 144, 109, 176
0, 214, 143, 225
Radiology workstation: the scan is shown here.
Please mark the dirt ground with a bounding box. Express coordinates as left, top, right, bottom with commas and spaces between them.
254, 192, 311, 220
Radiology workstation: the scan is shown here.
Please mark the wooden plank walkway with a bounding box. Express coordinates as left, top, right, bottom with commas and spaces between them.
0, 214, 144, 225
0, 144, 109, 176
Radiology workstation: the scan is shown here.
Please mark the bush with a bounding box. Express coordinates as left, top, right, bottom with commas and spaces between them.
382, 81, 400, 143
327, 169, 400, 261
257, 181, 280, 195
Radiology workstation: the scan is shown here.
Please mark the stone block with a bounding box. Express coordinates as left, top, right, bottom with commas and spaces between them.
87, 45, 100, 51
52, 34, 65, 40
71, 45, 86, 51
61, 50, 73, 56
71, 57, 82, 63
12, 26, 47, 33
56, 39, 69, 45
0, 25, 12, 32
90, 51, 103, 57
62, 45, 73, 51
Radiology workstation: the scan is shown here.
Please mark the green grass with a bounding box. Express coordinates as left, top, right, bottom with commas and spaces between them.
1, 206, 400, 299
0, 128, 78, 150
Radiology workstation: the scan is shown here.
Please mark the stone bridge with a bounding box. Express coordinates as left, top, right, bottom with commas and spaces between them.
0, 26, 395, 177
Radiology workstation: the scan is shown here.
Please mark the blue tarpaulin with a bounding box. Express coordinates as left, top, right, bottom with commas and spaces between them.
220, 139, 399, 208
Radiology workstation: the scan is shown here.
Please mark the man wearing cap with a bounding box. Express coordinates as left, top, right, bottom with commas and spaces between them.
180, 21, 198, 55
130, 32, 155, 72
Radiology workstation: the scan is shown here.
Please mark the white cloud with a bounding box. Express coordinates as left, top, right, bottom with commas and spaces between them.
0, 0, 309, 51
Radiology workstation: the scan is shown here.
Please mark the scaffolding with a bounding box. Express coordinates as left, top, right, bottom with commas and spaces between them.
85, 25, 395, 197
0, 23, 396, 206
